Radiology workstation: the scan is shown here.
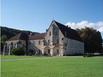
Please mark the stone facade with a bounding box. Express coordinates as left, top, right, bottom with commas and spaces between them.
3, 40, 25, 55
3, 20, 84, 56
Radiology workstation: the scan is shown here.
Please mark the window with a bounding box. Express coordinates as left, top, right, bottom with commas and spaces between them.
38, 40, 40, 45
57, 49, 59, 55
48, 49, 50, 54
33, 41, 35, 45
17, 41, 21, 44
11, 42, 13, 46
54, 30, 58, 35
11, 42, 13, 49
49, 31, 51, 36
53, 25, 59, 35
65, 43, 67, 46
57, 39, 59, 44
43, 40, 46, 45
62, 38, 64, 40
48, 40, 50, 45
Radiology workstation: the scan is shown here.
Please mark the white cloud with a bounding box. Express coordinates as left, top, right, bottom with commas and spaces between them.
65, 20, 103, 33
98, 27, 103, 32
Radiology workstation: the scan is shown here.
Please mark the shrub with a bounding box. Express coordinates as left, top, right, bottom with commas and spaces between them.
11, 47, 25, 55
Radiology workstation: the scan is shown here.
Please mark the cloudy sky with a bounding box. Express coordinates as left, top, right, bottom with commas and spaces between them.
1, 0, 103, 37
66, 20, 103, 36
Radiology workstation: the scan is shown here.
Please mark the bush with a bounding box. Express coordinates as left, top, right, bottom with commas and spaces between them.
28, 49, 35, 56
11, 47, 25, 55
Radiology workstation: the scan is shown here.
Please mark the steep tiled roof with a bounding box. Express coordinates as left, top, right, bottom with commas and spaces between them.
8, 32, 28, 41
54, 20, 82, 42
29, 33, 46, 40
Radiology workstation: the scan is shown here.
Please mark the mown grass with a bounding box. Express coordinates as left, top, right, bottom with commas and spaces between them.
1, 56, 103, 77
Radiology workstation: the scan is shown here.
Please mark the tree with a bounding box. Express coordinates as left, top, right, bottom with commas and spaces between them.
21, 32, 29, 55
77, 27, 102, 53
0, 35, 7, 54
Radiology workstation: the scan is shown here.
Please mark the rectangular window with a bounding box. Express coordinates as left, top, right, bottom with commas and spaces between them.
57, 49, 59, 55
48, 40, 50, 45
49, 31, 51, 36
48, 49, 50, 54
43, 40, 46, 45
33, 41, 35, 45
57, 39, 59, 44
38, 40, 40, 45
65, 43, 67, 46
62, 38, 64, 40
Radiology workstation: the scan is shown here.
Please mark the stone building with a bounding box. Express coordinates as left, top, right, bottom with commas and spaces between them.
3, 20, 84, 56
3, 32, 28, 55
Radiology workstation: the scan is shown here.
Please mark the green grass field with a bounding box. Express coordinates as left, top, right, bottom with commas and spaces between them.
1, 56, 103, 77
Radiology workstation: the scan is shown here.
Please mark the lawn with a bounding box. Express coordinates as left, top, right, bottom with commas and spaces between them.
1, 56, 103, 77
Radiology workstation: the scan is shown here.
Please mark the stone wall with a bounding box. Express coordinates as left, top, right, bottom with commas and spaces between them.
64, 38, 84, 55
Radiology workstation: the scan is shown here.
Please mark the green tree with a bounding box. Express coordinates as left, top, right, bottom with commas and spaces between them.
77, 27, 102, 53
0, 35, 7, 53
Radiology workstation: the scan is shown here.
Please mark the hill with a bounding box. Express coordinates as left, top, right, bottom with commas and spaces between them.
0, 26, 40, 40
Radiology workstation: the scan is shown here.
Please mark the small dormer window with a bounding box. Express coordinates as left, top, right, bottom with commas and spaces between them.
62, 38, 64, 40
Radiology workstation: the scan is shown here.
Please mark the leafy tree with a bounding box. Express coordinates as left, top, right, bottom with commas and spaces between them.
77, 27, 102, 53
1, 35, 7, 43
0, 35, 7, 52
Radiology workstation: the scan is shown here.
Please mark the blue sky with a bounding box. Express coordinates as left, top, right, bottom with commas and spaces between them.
1, 0, 103, 37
